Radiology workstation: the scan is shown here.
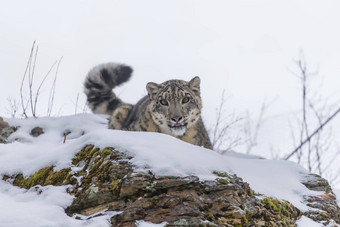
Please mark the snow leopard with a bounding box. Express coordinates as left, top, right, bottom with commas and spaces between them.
84, 62, 212, 149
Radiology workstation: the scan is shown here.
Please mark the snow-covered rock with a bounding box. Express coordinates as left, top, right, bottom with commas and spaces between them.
0, 114, 339, 226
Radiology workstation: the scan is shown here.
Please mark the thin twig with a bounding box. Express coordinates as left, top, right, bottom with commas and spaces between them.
6, 97, 19, 118
32, 60, 57, 117
47, 56, 63, 116
284, 106, 340, 160
20, 41, 36, 118
28, 44, 39, 117
75, 93, 79, 115
211, 90, 244, 152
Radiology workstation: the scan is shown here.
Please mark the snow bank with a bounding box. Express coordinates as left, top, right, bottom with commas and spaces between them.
0, 114, 323, 225
0, 180, 112, 227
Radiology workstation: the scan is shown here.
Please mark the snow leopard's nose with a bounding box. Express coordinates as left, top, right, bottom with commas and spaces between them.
171, 116, 183, 123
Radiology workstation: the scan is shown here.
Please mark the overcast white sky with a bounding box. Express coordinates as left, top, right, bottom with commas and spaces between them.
0, 1, 339, 185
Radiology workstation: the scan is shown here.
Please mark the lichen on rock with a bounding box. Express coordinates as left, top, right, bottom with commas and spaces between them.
261, 197, 302, 226
12, 166, 74, 189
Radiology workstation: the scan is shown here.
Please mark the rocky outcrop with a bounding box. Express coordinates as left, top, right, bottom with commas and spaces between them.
1, 145, 299, 226
3, 144, 340, 226
301, 174, 340, 225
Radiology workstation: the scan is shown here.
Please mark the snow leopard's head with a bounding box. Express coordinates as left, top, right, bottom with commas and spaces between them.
146, 77, 202, 137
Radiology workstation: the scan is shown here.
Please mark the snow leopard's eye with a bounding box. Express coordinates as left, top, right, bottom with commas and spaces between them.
160, 99, 168, 106
182, 97, 190, 104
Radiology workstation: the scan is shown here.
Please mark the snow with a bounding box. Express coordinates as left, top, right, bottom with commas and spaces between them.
136, 221, 168, 227
296, 216, 323, 227
335, 189, 340, 207
297, 216, 340, 227
0, 114, 331, 226
0, 181, 113, 227
0, 114, 108, 177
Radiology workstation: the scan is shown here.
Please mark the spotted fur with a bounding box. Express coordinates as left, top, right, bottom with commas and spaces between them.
84, 62, 212, 149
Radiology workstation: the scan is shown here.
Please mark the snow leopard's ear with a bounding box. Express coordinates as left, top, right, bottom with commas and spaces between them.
146, 82, 161, 100
188, 76, 200, 95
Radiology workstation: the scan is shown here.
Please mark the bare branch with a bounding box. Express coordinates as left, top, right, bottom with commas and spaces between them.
210, 90, 244, 153
6, 97, 19, 118
47, 56, 63, 116
20, 41, 36, 118
32, 60, 57, 117
284, 106, 340, 160
75, 93, 79, 115
82, 101, 89, 113
28, 44, 39, 117
18, 41, 62, 118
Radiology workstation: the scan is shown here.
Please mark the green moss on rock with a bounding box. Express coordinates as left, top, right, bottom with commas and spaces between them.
101, 147, 114, 158
207, 212, 214, 221
72, 145, 99, 166
9, 145, 103, 190
216, 178, 229, 185
212, 171, 230, 178
13, 166, 72, 189
261, 197, 302, 223
262, 197, 289, 215
242, 216, 248, 224
248, 189, 255, 197
112, 179, 120, 196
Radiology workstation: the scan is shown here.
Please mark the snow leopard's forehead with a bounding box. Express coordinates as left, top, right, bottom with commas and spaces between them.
159, 79, 195, 99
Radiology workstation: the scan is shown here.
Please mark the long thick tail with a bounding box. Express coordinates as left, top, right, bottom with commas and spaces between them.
84, 63, 133, 115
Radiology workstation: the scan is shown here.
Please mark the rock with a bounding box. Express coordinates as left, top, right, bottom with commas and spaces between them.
0, 117, 9, 132
301, 173, 340, 225
30, 127, 44, 137
301, 173, 333, 192
4, 145, 340, 226
0, 117, 16, 143
4, 145, 305, 227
